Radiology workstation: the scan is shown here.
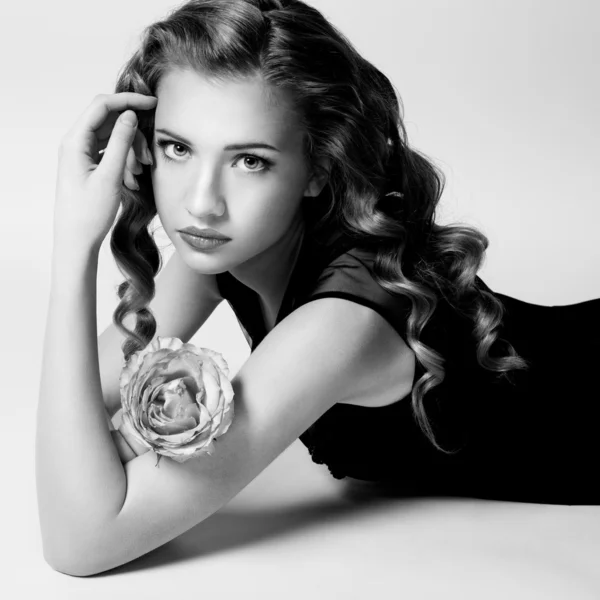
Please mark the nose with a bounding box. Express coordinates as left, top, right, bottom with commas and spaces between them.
186, 169, 226, 219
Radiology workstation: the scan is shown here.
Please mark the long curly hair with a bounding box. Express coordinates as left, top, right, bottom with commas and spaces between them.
110, 0, 530, 453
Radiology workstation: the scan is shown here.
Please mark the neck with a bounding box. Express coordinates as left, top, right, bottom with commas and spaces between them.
229, 220, 306, 330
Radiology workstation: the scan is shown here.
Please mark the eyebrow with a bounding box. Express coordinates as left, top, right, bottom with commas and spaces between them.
154, 128, 281, 152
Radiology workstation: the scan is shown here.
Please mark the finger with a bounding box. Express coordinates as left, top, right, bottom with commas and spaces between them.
98, 140, 143, 167
126, 146, 143, 175
62, 93, 157, 156
123, 165, 140, 191
96, 110, 139, 182
76, 92, 156, 138
110, 430, 137, 463
118, 421, 150, 456
133, 128, 153, 165
94, 123, 150, 166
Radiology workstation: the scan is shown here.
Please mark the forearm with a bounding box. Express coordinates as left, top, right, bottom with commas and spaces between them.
35, 247, 127, 566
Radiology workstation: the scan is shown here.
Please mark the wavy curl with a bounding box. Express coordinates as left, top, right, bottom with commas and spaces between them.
109, 0, 530, 453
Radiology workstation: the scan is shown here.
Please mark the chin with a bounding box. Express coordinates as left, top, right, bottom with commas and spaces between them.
176, 237, 234, 271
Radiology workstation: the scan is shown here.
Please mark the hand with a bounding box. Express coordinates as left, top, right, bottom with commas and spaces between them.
110, 429, 138, 464
111, 427, 151, 464
53, 92, 158, 254
109, 415, 151, 464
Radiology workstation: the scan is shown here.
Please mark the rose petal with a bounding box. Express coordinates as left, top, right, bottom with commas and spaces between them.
200, 368, 223, 412
120, 345, 172, 400
152, 415, 197, 436
162, 379, 196, 417
119, 336, 234, 460
218, 406, 234, 437
120, 412, 153, 450
195, 347, 230, 377
155, 401, 214, 446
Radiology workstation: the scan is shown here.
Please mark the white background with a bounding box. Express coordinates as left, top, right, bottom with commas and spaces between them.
1, 0, 599, 597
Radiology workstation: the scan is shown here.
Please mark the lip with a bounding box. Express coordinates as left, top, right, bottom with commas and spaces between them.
178, 226, 231, 240
179, 232, 230, 251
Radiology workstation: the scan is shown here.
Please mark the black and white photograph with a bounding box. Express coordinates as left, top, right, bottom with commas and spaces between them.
2, 0, 599, 596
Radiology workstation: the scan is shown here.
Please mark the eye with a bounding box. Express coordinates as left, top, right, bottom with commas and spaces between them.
155, 140, 190, 161
155, 140, 274, 175
233, 154, 273, 175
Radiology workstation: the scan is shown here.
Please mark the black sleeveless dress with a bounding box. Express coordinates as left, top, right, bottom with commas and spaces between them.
216, 233, 600, 506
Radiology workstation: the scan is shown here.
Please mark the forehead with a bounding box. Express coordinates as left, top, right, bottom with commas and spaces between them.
154, 68, 302, 148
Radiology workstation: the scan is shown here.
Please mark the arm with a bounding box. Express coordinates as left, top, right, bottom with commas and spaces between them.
38, 287, 412, 576
36, 91, 161, 570
35, 247, 129, 569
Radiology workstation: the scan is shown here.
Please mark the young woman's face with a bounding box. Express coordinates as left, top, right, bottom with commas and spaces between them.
150, 67, 322, 273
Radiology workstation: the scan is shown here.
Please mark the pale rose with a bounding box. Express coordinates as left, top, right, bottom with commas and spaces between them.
118, 336, 235, 465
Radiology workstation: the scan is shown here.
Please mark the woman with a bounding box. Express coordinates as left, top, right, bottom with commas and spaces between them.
36, 0, 600, 576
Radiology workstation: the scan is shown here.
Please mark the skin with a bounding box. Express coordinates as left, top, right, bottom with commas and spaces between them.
148, 67, 330, 329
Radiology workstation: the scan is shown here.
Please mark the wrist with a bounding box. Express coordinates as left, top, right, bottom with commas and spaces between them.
52, 230, 101, 259
51, 238, 99, 266
50, 243, 100, 287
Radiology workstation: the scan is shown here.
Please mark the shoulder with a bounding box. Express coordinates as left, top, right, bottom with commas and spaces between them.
254, 294, 396, 398
296, 245, 414, 350
263, 287, 415, 409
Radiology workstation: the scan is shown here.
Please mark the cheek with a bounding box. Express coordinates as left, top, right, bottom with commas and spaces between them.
152, 196, 178, 234
245, 194, 300, 226
151, 170, 168, 196
151, 176, 177, 213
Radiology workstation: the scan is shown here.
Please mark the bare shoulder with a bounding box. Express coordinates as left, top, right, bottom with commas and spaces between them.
299, 297, 415, 408
250, 295, 412, 407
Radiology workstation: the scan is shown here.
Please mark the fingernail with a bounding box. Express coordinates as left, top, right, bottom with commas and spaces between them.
144, 147, 154, 165
121, 112, 137, 127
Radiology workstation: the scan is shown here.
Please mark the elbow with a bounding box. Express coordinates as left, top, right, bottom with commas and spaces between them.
44, 548, 111, 578
41, 527, 116, 577
43, 544, 95, 578
37, 475, 124, 576
45, 556, 94, 578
